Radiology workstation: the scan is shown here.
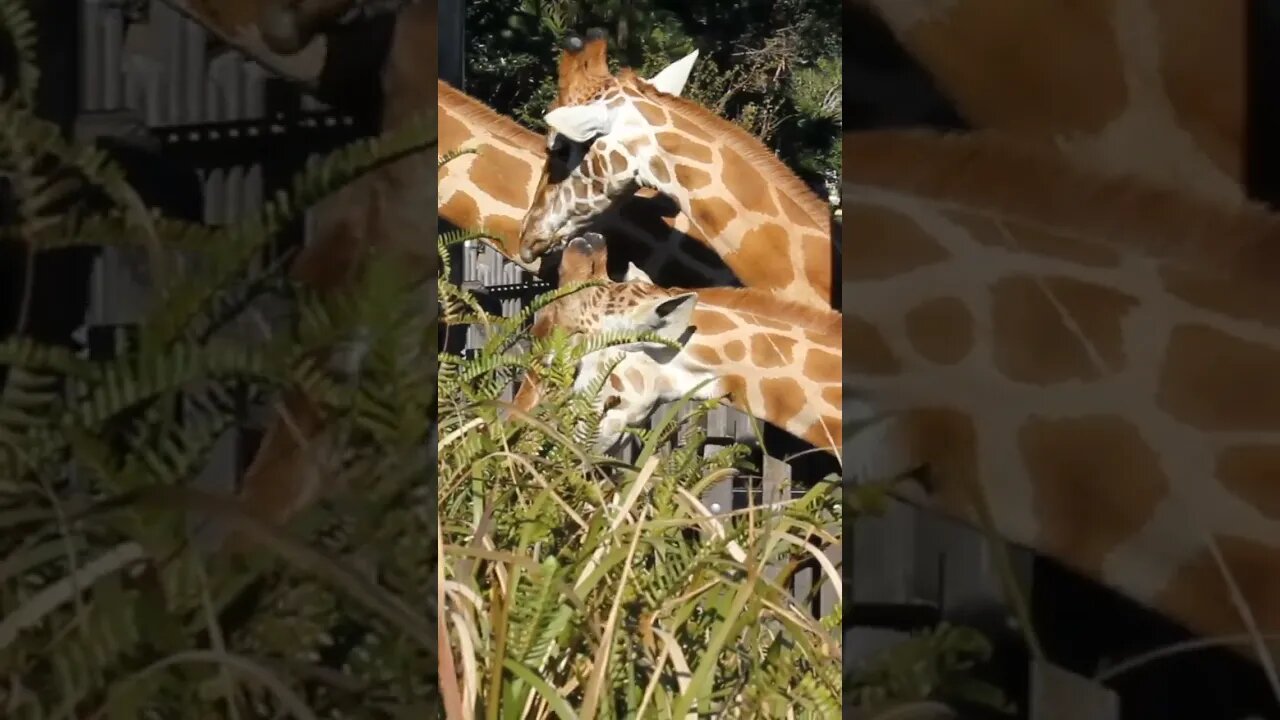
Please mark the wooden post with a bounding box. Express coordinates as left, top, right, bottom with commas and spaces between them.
439, 0, 465, 88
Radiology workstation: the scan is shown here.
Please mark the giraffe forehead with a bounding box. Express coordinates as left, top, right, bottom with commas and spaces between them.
558, 78, 618, 108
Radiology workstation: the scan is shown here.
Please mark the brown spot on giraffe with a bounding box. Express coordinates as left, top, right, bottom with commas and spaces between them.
1215, 445, 1280, 520
804, 349, 841, 384
801, 230, 833, 298
844, 315, 901, 375
846, 206, 950, 280
440, 110, 469, 154
758, 376, 806, 428
907, 0, 1130, 136
484, 215, 522, 255
989, 276, 1138, 385
1152, 0, 1246, 182
1155, 535, 1280, 638
469, 146, 532, 209
649, 158, 671, 185
440, 192, 481, 232
904, 297, 975, 366
691, 308, 738, 335
728, 224, 794, 290
589, 152, 608, 177
721, 147, 777, 216
821, 386, 841, 408
688, 197, 736, 239
1159, 324, 1280, 432
608, 151, 628, 173
948, 214, 1122, 268
807, 415, 842, 450
1161, 265, 1280, 332
608, 374, 624, 391
624, 367, 645, 388
633, 101, 668, 126
723, 340, 747, 362
656, 132, 714, 163
750, 334, 798, 368
689, 344, 723, 366
674, 164, 712, 190
779, 192, 814, 228
896, 407, 982, 522
1021, 416, 1169, 577
669, 111, 715, 141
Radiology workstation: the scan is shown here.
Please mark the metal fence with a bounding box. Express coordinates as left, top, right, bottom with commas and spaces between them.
74, 0, 365, 508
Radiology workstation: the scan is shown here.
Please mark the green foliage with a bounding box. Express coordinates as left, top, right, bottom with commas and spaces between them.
0, 6, 437, 716
436, 154, 842, 714
463, 0, 842, 192
847, 624, 1013, 716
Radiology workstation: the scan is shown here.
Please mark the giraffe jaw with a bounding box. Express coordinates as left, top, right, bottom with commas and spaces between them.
520, 234, 573, 264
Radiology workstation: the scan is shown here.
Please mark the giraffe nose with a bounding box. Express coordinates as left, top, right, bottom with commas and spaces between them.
520, 245, 538, 264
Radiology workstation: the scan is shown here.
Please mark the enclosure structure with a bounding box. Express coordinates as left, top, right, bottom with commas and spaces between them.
71, 0, 369, 519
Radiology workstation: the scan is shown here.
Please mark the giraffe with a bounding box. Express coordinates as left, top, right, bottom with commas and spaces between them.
159, 0, 349, 86
213, 6, 731, 528
517, 31, 838, 310
843, 127, 1280, 666
536, 233, 843, 457
234, 0, 437, 530
853, 0, 1248, 205
438, 76, 739, 288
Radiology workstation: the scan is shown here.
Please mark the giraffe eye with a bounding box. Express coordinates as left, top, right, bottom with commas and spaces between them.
549, 133, 573, 160
602, 395, 622, 411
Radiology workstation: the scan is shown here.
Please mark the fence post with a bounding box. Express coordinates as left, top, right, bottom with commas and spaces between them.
439, 0, 465, 87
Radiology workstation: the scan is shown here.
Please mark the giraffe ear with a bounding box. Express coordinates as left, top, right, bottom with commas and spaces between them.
631, 292, 697, 343
623, 262, 653, 283
544, 101, 612, 143
645, 49, 699, 96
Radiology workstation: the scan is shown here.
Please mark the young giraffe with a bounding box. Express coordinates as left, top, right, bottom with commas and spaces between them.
517, 31, 837, 310
538, 233, 843, 456
855, 0, 1247, 204
845, 127, 1280, 665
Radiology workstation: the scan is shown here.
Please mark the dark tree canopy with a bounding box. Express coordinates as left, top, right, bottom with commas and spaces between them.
463, 0, 842, 198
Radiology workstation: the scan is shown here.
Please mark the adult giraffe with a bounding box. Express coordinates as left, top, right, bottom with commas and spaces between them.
852, 0, 1247, 204
517, 31, 838, 310
843, 127, 1280, 668
438, 64, 740, 287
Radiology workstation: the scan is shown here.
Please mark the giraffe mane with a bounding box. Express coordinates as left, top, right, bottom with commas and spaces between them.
681, 286, 842, 339
621, 70, 831, 230
848, 129, 1280, 284
438, 80, 545, 156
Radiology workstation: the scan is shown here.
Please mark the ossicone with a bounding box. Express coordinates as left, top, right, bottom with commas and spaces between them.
562, 32, 584, 53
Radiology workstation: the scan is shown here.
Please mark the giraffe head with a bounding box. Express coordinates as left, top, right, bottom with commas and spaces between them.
517, 29, 700, 263
544, 233, 708, 451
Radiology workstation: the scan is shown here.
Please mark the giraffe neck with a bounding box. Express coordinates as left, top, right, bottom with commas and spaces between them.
437, 81, 735, 287
861, 0, 1245, 204
672, 287, 842, 453
621, 77, 836, 309
846, 129, 1280, 661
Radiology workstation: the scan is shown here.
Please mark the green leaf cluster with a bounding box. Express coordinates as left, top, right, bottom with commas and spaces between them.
0, 4, 438, 716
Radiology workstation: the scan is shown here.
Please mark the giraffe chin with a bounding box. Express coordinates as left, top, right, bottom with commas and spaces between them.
520, 235, 572, 265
